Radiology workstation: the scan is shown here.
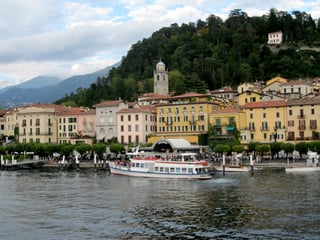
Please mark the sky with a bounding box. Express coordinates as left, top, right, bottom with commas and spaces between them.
0, 0, 319, 88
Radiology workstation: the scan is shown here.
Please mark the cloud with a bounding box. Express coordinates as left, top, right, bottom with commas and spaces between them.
0, 0, 319, 87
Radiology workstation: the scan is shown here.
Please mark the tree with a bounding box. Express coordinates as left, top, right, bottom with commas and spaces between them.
308, 141, 320, 153
295, 142, 308, 159
256, 145, 270, 159
270, 142, 282, 159
232, 144, 244, 154
247, 142, 260, 155
74, 143, 92, 159
213, 144, 231, 156
109, 143, 125, 154
93, 143, 107, 158
281, 143, 295, 158
61, 144, 74, 158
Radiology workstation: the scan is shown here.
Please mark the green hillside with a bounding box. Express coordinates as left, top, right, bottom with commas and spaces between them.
55, 8, 320, 107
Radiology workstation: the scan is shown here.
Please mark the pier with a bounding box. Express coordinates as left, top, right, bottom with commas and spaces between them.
1, 157, 48, 170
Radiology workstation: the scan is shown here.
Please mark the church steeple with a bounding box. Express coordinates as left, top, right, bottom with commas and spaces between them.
153, 60, 168, 95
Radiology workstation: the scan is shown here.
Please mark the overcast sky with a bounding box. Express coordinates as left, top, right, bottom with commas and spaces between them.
0, 0, 319, 88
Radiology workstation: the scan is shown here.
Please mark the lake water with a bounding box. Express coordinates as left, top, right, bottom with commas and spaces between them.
0, 169, 319, 240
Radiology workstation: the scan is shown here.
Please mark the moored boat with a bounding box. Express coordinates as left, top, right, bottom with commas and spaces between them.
213, 165, 250, 172
109, 152, 212, 180
285, 151, 320, 172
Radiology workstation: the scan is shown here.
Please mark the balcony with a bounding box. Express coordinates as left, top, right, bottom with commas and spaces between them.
299, 125, 306, 130
260, 127, 269, 131
297, 114, 305, 119
189, 120, 197, 125
310, 125, 317, 130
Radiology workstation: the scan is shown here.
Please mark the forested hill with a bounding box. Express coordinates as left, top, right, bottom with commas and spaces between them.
55, 8, 320, 107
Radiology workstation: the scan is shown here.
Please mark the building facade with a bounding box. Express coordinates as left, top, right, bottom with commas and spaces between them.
117, 106, 157, 144
286, 98, 320, 141
242, 100, 287, 144
209, 106, 246, 142
16, 104, 61, 143
94, 100, 128, 142
57, 107, 96, 144
267, 31, 283, 44
149, 93, 219, 144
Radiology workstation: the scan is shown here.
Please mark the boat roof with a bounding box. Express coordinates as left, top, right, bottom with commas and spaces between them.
152, 138, 199, 150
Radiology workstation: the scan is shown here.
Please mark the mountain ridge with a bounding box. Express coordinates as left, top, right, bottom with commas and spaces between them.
0, 62, 120, 109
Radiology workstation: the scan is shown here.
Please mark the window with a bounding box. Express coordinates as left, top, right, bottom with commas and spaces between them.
121, 115, 124, 121
288, 120, 294, 127
135, 114, 139, 121
289, 109, 292, 116
128, 115, 131, 121
121, 125, 124, 132
261, 122, 268, 130
135, 125, 139, 131
276, 112, 280, 118
310, 120, 317, 129
300, 109, 304, 118
263, 113, 266, 118
275, 121, 281, 129
299, 120, 305, 130
311, 109, 315, 115
128, 125, 131, 132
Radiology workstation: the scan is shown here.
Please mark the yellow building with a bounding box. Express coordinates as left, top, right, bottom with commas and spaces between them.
242, 100, 287, 144
16, 104, 62, 143
209, 106, 246, 142
148, 92, 219, 144
237, 91, 261, 106
286, 98, 320, 142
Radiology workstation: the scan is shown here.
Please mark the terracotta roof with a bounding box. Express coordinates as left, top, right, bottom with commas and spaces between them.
286, 98, 320, 106
211, 106, 244, 114
244, 100, 287, 108
280, 80, 312, 86
94, 100, 124, 107
211, 86, 235, 93
139, 92, 171, 100
169, 92, 210, 99
117, 106, 156, 114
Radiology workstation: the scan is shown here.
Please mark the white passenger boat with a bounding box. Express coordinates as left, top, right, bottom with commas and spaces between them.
109, 152, 212, 180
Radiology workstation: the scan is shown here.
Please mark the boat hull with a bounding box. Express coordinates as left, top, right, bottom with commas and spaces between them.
214, 166, 250, 172
285, 167, 320, 172
109, 165, 212, 180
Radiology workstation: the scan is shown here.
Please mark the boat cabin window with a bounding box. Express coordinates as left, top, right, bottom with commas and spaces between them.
182, 168, 187, 173
170, 168, 175, 172
165, 167, 169, 172
160, 167, 164, 172
188, 168, 193, 173
176, 168, 181, 173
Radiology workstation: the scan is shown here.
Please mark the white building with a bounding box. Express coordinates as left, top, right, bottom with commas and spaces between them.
268, 31, 283, 44
94, 100, 128, 142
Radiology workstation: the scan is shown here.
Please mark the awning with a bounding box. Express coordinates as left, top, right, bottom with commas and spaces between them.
226, 126, 235, 131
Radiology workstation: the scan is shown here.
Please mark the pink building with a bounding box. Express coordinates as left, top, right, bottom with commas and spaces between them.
117, 105, 157, 144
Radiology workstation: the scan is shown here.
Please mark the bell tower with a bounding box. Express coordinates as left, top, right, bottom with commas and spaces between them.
153, 60, 169, 95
